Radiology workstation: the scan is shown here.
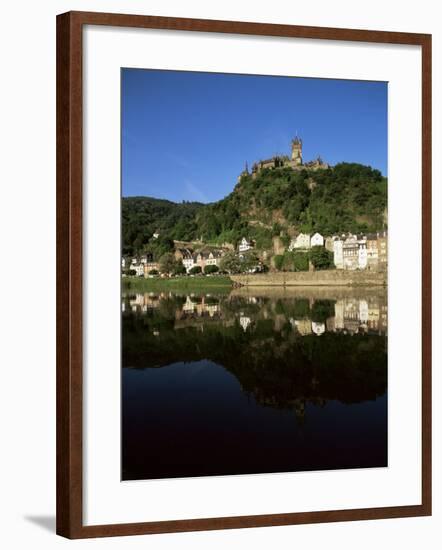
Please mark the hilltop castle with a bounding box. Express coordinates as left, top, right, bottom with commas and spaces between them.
240, 137, 329, 180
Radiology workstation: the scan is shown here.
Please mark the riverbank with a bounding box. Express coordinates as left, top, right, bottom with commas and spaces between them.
230, 284, 387, 301
122, 275, 233, 292
230, 270, 387, 287
122, 270, 387, 293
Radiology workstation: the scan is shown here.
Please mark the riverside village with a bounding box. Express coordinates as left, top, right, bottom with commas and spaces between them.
121, 70, 389, 482
122, 137, 388, 285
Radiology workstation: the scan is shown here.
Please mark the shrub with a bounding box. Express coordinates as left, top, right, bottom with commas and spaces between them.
204, 264, 220, 274
189, 265, 202, 275
159, 252, 179, 274
219, 251, 241, 274
274, 252, 299, 272
173, 263, 186, 276
241, 251, 260, 273
273, 255, 284, 271
282, 252, 294, 271
309, 246, 334, 270
292, 251, 309, 271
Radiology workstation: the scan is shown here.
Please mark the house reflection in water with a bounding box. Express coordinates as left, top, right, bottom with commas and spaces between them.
122, 287, 388, 480
124, 291, 387, 337
330, 297, 387, 336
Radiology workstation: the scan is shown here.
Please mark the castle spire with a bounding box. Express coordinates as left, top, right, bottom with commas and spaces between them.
291, 134, 303, 164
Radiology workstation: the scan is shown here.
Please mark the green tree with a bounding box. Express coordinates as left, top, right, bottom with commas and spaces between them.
282, 252, 294, 271
292, 251, 309, 271
220, 251, 241, 274
273, 255, 284, 271
173, 263, 186, 276
309, 246, 334, 270
204, 264, 220, 274
122, 162, 387, 255
241, 251, 260, 272
159, 253, 179, 274
280, 232, 291, 248
189, 265, 202, 275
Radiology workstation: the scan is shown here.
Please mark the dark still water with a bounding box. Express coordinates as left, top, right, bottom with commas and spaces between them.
122, 287, 387, 480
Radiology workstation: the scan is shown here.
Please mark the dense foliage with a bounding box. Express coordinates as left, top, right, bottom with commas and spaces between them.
204, 264, 220, 274
122, 197, 204, 256
274, 251, 309, 272
189, 265, 202, 275
158, 253, 176, 274
122, 293, 387, 407
308, 246, 334, 270
122, 163, 387, 257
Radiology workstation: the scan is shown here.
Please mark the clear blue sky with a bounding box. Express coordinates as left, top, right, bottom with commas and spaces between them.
122, 69, 387, 203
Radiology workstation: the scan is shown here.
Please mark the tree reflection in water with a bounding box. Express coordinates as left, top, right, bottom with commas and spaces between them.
122, 288, 387, 480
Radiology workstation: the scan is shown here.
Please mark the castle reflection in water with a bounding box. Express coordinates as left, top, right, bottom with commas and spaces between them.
122, 287, 388, 479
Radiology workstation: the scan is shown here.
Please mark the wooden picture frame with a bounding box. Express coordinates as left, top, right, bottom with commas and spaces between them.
56, 10, 432, 539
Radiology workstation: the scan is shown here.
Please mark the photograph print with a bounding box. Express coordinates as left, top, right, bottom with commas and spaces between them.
121, 69, 388, 481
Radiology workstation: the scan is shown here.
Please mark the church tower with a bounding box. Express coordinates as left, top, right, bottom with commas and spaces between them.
291, 136, 303, 165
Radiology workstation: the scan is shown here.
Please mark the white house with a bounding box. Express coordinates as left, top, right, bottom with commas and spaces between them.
178, 249, 195, 272
132, 264, 144, 277
183, 256, 195, 272
343, 235, 359, 270
205, 251, 222, 266
358, 238, 368, 269
239, 237, 254, 253
311, 232, 324, 247
288, 233, 311, 250
332, 237, 344, 269
194, 249, 223, 270
139, 254, 152, 265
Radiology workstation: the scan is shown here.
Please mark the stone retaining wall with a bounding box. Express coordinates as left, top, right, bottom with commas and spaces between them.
230, 270, 387, 287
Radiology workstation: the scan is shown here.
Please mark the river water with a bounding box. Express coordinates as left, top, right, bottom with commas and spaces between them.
122, 286, 387, 480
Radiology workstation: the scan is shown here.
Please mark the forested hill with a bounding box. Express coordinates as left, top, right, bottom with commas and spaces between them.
122, 197, 204, 256
122, 163, 387, 257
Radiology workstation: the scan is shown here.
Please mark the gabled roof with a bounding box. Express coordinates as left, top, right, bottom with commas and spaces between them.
177, 248, 193, 259
195, 248, 224, 259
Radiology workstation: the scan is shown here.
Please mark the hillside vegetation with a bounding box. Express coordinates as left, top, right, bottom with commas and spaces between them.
123, 163, 387, 258
122, 198, 204, 257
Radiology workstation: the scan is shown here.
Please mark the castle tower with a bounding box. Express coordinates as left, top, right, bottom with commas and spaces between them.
291, 136, 303, 165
